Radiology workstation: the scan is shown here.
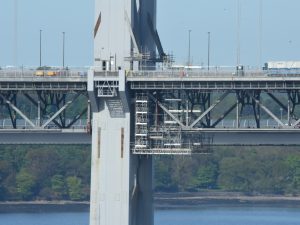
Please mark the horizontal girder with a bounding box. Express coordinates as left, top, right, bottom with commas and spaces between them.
0, 130, 91, 145
1, 69, 300, 153
0, 129, 299, 146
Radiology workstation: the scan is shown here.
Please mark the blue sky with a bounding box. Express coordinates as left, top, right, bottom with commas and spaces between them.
0, 0, 299, 68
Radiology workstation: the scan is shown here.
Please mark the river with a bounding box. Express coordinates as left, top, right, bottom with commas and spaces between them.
0, 205, 300, 225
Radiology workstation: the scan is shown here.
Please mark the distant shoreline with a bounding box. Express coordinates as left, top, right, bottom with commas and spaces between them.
0, 201, 89, 213
154, 192, 300, 209
1, 192, 300, 213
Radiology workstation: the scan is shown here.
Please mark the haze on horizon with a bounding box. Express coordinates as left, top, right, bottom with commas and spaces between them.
0, 0, 299, 68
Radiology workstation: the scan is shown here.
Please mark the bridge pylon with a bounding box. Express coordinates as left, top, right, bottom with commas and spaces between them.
88, 70, 153, 225
90, 0, 159, 223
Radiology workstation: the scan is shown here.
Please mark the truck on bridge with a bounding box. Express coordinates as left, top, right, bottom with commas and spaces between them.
264, 61, 300, 76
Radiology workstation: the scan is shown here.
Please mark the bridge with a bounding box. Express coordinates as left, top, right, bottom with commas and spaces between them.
2, 0, 300, 225
1, 68, 300, 147
1, 67, 300, 225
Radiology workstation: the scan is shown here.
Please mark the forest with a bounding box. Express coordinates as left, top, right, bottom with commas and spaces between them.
0, 145, 300, 201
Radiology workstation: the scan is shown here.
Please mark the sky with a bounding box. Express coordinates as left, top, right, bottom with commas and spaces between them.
0, 0, 300, 68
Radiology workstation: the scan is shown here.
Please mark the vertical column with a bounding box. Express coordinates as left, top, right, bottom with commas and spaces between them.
236, 97, 240, 128
130, 155, 153, 225
89, 100, 131, 225
288, 97, 291, 126
89, 71, 154, 225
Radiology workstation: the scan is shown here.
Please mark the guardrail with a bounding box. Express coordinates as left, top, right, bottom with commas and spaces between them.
0, 119, 89, 130
0, 69, 88, 79
0, 118, 294, 130
127, 70, 267, 78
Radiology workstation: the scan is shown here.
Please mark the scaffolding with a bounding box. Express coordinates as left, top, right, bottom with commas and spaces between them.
134, 92, 149, 149
133, 91, 213, 155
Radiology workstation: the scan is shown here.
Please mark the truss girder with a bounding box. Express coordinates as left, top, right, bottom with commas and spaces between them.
190, 91, 230, 128
0, 90, 88, 130
148, 93, 186, 128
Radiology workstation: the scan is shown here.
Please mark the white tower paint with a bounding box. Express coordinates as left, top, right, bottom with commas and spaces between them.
93, 0, 157, 71
89, 1, 156, 225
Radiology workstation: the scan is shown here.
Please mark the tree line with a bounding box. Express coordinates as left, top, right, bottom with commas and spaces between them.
155, 147, 300, 195
0, 145, 90, 201
1, 145, 300, 201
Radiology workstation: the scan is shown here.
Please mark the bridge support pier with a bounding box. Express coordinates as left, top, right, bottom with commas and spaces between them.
89, 75, 153, 225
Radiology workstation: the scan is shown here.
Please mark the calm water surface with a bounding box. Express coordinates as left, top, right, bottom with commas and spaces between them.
0, 206, 300, 225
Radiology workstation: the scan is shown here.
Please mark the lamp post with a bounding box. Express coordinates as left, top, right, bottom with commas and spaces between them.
258, 0, 263, 68
62, 32, 65, 68
188, 29, 191, 66
236, 0, 241, 66
39, 29, 42, 67
14, 0, 18, 67
208, 31, 211, 72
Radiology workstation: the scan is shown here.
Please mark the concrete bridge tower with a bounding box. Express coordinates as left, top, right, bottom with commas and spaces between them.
89, 0, 157, 225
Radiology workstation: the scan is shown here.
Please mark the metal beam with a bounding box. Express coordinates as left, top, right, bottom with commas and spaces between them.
66, 107, 88, 128
42, 101, 72, 128
124, 10, 140, 54
147, 13, 165, 58
267, 93, 287, 112
41, 93, 81, 128
251, 97, 285, 127
211, 103, 237, 128
148, 93, 186, 128
190, 91, 230, 128
0, 94, 36, 128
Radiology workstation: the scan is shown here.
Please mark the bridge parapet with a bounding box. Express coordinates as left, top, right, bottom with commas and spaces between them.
127, 69, 266, 79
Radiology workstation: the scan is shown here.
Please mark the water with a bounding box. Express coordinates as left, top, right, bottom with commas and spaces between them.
156, 206, 300, 225
0, 206, 300, 225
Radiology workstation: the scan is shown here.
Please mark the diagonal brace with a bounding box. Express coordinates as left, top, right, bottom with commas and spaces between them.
125, 10, 140, 54
190, 91, 230, 128
148, 93, 186, 128
41, 93, 81, 128
66, 107, 88, 129
42, 101, 72, 128
0, 94, 36, 128
251, 97, 285, 127
211, 103, 238, 128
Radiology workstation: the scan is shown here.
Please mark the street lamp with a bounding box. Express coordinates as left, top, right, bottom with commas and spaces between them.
236, 0, 241, 66
62, 32, 65, 68
39, 29, 42, 67
188, 29, 191, 66
208, 32, 211, 72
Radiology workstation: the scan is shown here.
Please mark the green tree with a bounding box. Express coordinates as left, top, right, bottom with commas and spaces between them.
16, 169, 36, 200
170, 157, 196, 192
51, 175, 67, 199
0, 161, 10, 200
285, 155, 300, 194
218, 157, 257, 193
66, 176, 86, 201
155, 158, 176, 192
24, 149, 60, 184
190, 164, 218, 190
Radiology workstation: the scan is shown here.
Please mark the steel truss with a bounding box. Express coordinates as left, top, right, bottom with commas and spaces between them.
132, 89, 300, 154
133, 91, 213, 155
0, 90, 90, 130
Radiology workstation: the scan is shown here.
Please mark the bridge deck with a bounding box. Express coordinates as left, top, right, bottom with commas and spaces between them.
127, 71, 300, 90
2, 69, 300, 91
0, 129, 299, 147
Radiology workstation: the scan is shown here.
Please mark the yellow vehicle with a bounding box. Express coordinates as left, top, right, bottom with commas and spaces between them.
47, 71, 57, 76
35, 70, 44, 76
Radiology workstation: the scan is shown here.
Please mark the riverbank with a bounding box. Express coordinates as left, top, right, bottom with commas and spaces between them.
2, 192, 300, 213
0, 201, 89, 213
155, 192, 300, 208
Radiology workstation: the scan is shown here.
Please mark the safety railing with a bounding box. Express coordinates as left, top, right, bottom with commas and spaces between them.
0, 119, 89, 130
127, 69, 267, 78
0, 68, 88, 79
